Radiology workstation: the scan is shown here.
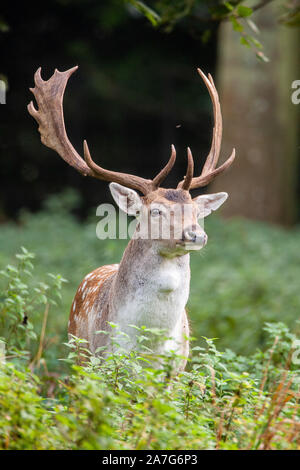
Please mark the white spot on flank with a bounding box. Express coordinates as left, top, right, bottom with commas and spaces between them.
72, 301, 76, 312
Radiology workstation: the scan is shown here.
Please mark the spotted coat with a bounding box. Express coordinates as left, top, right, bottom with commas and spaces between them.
68, 264, 119, 348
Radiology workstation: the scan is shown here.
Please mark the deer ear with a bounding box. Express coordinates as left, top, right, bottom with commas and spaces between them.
109, 183, 142, 216
194, 192, 228, 218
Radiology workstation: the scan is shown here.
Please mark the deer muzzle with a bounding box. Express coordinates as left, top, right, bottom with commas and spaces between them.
183, 227, 207, 248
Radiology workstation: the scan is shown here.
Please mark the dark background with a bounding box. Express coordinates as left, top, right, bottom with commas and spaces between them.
1, 0, 219, 220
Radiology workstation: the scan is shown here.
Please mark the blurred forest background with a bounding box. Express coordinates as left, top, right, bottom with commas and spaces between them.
0, 0, 299, 358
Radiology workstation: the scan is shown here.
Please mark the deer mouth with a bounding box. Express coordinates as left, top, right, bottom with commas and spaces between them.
182, 243, 203, 250
173, 241, 204, 253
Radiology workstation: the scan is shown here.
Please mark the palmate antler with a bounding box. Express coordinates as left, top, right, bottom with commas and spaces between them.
178, 69, 235, 191
28, 66, 235, 194
27, 66, 176, 195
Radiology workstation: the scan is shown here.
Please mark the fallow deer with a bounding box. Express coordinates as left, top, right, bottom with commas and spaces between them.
28, 66, 235, 370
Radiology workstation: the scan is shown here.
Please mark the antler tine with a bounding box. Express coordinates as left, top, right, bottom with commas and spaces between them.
83, 140, 152, 194
181, 147, 194, 190
177, 68, 235, 190
199, 70, 222, 176
28, 66, 163, 195
152, 144, 176, 188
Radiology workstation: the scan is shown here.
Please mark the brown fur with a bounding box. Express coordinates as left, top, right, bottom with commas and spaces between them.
69, 265, 118, 342
143, 188, 192, 205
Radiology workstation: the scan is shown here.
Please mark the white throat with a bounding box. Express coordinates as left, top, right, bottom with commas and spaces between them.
110, 239, 191, 350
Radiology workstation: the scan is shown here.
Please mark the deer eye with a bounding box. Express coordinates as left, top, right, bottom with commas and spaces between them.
150, 208, 161, 217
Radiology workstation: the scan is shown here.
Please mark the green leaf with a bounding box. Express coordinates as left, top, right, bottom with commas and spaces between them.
256, 51, 270, 62
240, 37, 251, 47
128, 1, 161, 26
224, 2, 234, 12
249, 36, 263, 49
7, 265, 18, 273
237, 5, 253, 18
230, 16, 244, 32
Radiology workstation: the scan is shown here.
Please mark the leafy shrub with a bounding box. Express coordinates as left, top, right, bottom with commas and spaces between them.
0, 247, 67, 366
0, 363, 62, 449
0, 321, 299, 450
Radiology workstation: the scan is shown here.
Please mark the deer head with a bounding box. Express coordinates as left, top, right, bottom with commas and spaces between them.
28, 67, 235, 257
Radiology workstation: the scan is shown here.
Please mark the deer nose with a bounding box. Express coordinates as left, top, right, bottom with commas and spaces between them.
183, 228, 207, 246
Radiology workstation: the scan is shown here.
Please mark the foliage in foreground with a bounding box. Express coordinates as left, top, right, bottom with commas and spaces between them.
0, 247, 299, 450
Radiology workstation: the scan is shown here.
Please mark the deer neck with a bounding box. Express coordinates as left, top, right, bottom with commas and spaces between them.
109, 238, 190, 343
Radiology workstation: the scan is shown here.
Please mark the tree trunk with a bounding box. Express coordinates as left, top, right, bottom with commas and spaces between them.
211, 0, 299, 225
